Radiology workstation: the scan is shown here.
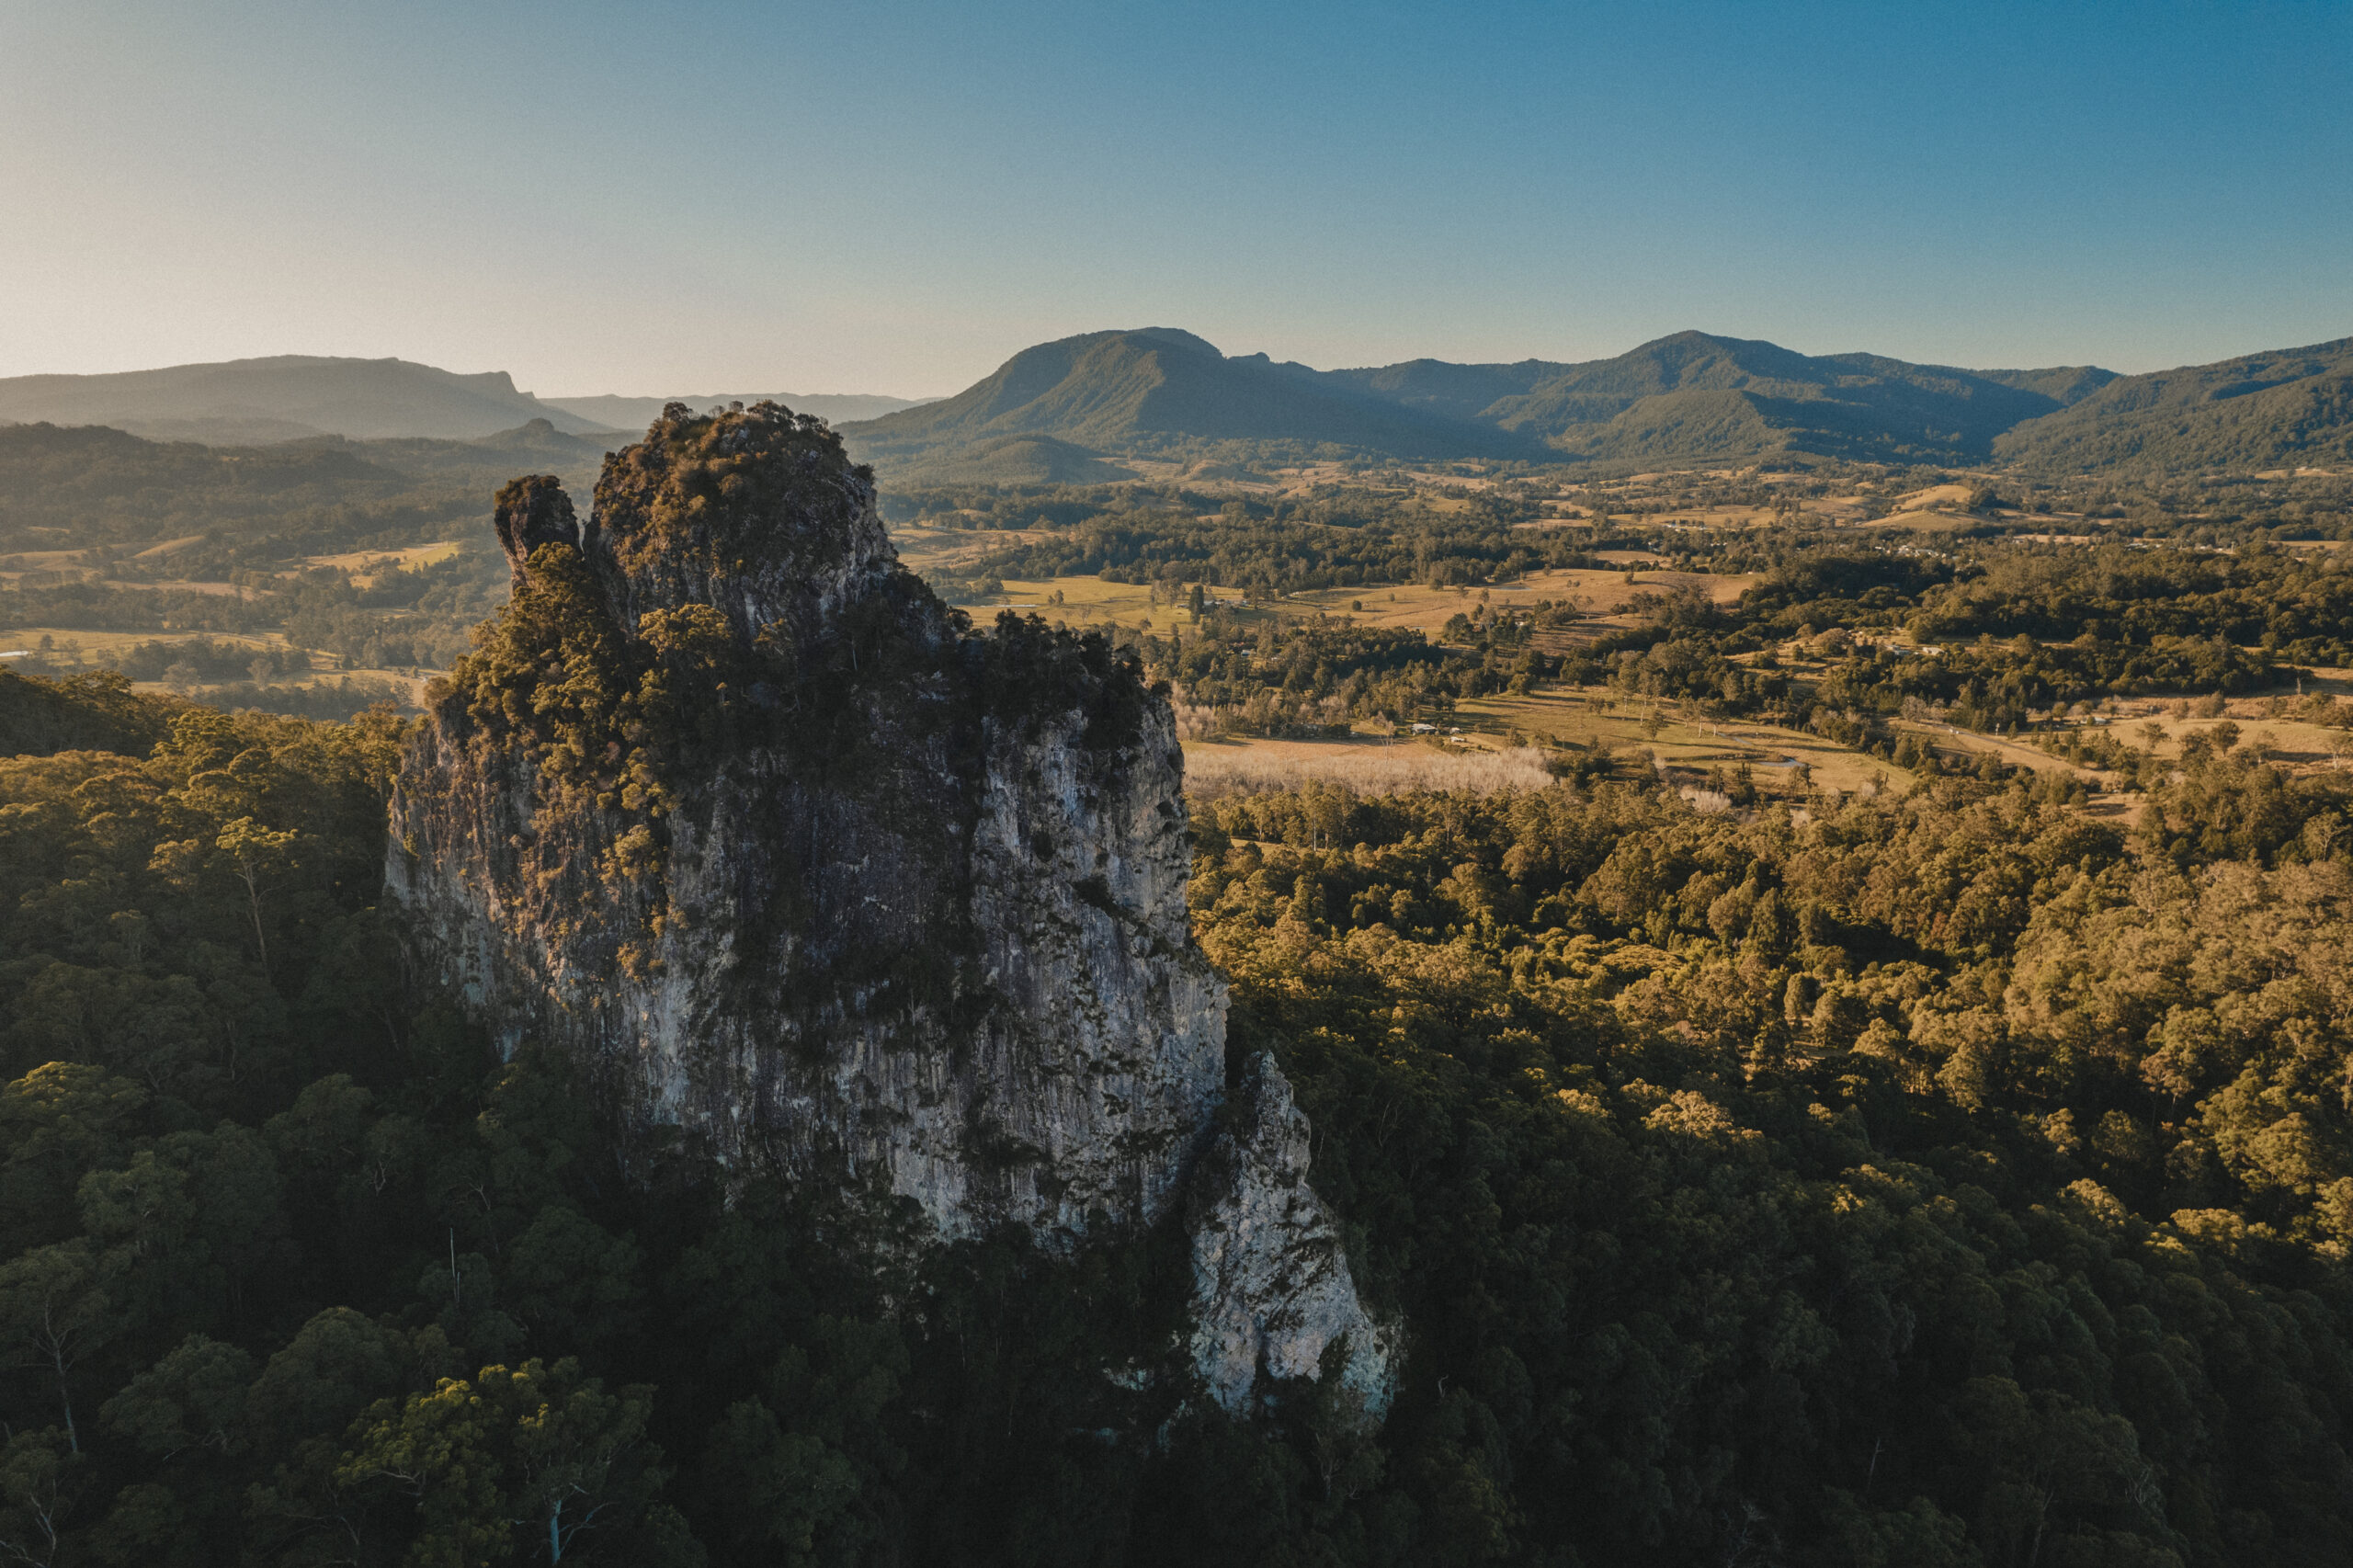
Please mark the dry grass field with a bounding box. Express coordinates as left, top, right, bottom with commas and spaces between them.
942, 564, 1767, 643
1176, 690, 2281, 810
295, 540, 464, 584
2092, 692, 2353, 776
1287, 567, 1753, 642
1452, 687, 1914, 798
1182, 737, 1555, 796
0, 624, 432, 707
0, 625, 283, 656
984, 577, 1172, 631
887, 526, 1058, 575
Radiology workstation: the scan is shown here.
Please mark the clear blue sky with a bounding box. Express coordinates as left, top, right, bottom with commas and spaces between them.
2, 0, 2347, 395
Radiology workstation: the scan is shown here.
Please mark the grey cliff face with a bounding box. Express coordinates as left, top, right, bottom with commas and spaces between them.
1190, 1054, 1396, 1414
388, 402, 1391, 1415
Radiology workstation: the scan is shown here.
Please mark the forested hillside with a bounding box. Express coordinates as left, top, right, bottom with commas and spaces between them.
843, 328, 2108, 476
0, 421, 574, 721
843, 328, 1530, 474
0, 420, 606, 562
9, 604, 2353, 1562
1994, 339, 2353, 474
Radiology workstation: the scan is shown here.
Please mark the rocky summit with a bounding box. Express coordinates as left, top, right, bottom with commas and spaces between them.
386, 400, 1391, 1414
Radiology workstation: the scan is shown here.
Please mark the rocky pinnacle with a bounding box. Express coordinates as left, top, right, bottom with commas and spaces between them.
389, 401, 1391, 1415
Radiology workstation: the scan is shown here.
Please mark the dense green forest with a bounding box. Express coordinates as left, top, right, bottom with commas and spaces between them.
10, 437, 2353, 1560
9, 647, 2353, 1564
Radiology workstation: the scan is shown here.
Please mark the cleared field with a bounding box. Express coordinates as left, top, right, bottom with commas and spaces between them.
0, 626, 287, 655
1856, 507, 1982, 532
295, 541, 465, 586
921, 563, 1772, 655
1893, 483, 1978, 511
0, 625, 435, 708
2099, 697, 2353, 775
1182, 736, 1554, 796
120, 669, 436, 706
1453, 687, 1914, 797
885, 525, 1060, 574
0, 548, 96, 571
984, 577, 1173, 631
109, 578, 255, 597
1893, 717, 2099, 780
1287, 566, 1756, 638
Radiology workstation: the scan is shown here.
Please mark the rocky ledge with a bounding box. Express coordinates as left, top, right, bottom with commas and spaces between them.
388, 402, 1390, 1414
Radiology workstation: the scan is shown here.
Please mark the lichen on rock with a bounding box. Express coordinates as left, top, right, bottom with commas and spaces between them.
389, 400, 1390, 1415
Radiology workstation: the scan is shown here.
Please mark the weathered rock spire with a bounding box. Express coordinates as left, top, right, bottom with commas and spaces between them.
390, 401, 1391, 1414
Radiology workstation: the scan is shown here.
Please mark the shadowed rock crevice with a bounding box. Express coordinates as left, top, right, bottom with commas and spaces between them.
389, 400, 1391, 1415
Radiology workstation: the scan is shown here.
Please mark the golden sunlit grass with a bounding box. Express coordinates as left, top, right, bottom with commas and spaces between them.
990, 577, 1169, 631
1859, 508, 1980, 532
2096, 697, 2353, 775
980, 565, 1761, 642
1892, 483, 1978, 511
1887, 717, 2094, 779
1454, 687, 1914, 797
119, 669, 437, 706
1285, 567, 1755, 638
0, 548, 94, 571
300, 541, 462, 572
293, 541, 463, 586
887, 525, 1058, 574
1182, 736, 1555, 796
0, 625, 436, 706
0, 626, 286, 654
128, 579, 252, 597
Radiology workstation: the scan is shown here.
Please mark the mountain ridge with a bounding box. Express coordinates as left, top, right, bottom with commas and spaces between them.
0, 354, 613, 444
1994, 335, 2353, 472
14, 330, 2350, 477
844, 328, 1540, 468
843, 327, 2144, 477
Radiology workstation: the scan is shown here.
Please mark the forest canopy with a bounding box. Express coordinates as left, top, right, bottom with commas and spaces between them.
6, 649, 2353, 1564
7, 436, 2353, 1562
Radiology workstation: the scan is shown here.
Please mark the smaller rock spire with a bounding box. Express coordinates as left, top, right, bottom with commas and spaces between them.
491, 473, 580, 585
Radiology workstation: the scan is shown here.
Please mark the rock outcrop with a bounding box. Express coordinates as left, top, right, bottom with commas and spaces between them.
388, 402, 1390, 1415
1189, 1054, 1396, 1414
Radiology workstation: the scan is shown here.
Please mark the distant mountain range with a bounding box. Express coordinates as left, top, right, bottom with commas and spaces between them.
0, 356, 621, 444
6, 333, 2348, 478
843, 328, 1533, 479
0, 416, 622, 560
1991, 337, 2353, 472
0, 358, 926, 446
842, 326, 2353, 480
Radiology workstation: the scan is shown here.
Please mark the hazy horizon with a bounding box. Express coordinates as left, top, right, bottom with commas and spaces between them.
6, 320, 2303, 411
4, 1, 2348, 395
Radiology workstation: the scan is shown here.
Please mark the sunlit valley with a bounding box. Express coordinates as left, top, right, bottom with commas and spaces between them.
6, 3, 2353, 1562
